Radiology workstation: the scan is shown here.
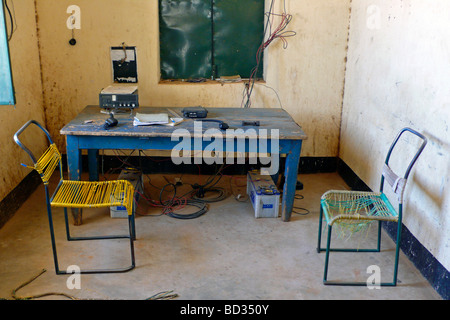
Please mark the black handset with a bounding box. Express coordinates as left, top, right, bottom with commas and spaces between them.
103, 113, 118, 130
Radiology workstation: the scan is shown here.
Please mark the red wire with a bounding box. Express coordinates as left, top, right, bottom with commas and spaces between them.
246, 9, 295, 107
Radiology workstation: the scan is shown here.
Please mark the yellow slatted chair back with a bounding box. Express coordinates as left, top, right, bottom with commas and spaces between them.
33, 143, 62, 185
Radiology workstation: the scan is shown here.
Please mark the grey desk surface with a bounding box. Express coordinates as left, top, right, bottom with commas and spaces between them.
60, 106, 307, 140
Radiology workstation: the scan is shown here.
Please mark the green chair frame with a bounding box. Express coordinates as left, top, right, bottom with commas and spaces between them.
317, 127, 427, 286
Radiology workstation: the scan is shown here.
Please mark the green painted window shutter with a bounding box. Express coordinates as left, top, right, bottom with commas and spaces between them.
159, 0, 264, 80
0, 3, 15, 105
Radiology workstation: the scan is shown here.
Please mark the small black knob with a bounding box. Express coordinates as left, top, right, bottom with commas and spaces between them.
69, 38, 77, 46
219, 122, 229, 130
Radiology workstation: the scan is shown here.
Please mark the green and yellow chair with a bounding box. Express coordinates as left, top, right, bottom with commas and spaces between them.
317, 127, 427, 286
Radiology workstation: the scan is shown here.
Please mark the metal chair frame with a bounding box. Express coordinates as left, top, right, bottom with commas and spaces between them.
14, 120, 136, 274
317, 127, 427, 286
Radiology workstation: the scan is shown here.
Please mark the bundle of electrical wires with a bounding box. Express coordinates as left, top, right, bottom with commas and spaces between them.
157, 183, 209, 220
100, 150, 235, 220
136, 161, 232, 219
132, 180, 208, 220
150, 163, 231, 219
189, 163, 228, 203
243, 0, 296, 108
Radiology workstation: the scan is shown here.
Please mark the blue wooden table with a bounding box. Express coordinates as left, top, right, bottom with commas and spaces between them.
60, 106, 307, 222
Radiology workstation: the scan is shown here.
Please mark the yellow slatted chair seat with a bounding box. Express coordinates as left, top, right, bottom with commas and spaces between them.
51, 180, 134, 216
34, 143, 134, 216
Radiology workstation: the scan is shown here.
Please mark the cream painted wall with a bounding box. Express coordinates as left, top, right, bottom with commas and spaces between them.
34, 0, 350, 157
0, 0, 46, 201
341, 0, 450, 270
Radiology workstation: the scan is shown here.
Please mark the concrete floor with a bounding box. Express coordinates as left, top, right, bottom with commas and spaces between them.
0, 172, 441, 300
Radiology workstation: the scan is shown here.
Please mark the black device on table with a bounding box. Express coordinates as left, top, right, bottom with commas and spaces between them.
182, 106, 208, 118
103, 113, 118, 130
99, 86, 139, 110
182, 106, 229, 130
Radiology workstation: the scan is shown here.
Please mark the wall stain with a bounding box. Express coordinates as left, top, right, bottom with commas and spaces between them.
337, 0, 353, 157
33, 0, 48, 130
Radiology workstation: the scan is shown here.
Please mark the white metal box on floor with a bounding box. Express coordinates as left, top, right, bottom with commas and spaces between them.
110, 168, 143, 218
247, 171, 280, 218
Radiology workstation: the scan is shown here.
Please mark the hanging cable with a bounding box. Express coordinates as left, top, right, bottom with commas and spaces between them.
243, 0, 296, 108
3, 0, 16, 41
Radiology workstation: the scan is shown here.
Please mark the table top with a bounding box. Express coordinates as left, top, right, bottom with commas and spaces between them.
60, 106, 307, 140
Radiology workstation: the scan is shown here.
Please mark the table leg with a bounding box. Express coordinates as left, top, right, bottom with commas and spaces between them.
281, 140, 302, 221
88, 149, 99, 181
66, 135, 83, 225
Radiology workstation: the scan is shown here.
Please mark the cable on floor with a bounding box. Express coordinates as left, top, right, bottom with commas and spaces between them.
4, 269, 79, 300
158, 182, 209, 219
146, 290, 179, 300
292, 194, 310, 216
1, 269, 179, 300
